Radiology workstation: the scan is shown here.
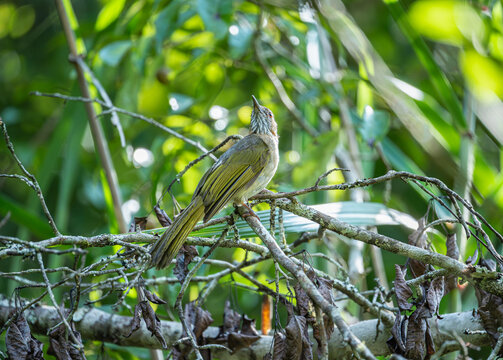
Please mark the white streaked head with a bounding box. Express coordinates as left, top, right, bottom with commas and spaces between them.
250, 95, 277, 137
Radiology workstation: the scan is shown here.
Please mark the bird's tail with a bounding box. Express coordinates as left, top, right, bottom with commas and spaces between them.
150, 197, 205, 269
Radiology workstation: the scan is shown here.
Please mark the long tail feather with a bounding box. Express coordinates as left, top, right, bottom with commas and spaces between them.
150, 197, 205, 269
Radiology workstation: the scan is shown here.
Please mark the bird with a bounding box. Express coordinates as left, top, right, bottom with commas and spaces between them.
150, 96, 279, 269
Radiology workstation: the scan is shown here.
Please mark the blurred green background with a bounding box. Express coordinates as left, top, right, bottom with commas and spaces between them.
1, 0, 503, 358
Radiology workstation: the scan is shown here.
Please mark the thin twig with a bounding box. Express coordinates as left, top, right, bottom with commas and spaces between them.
1, 121, 60, 236
31, 91, 216, 160
70, 55, 126, 147
36, 253, 84, 355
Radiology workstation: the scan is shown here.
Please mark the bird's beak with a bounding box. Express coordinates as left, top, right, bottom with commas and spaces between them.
251, 95, 260, 111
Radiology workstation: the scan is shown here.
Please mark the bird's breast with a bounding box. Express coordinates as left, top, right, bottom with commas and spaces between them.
234, 135, 279, 203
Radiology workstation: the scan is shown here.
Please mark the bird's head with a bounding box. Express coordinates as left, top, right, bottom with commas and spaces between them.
250, 95, 278, 137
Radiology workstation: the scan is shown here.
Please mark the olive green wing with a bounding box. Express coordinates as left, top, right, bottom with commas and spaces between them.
194, 135, 270, 222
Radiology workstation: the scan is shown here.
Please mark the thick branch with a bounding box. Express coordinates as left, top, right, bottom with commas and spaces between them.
0, 301, 490, 358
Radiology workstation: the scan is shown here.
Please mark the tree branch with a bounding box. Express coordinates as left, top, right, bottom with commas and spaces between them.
0, 300, 490, 358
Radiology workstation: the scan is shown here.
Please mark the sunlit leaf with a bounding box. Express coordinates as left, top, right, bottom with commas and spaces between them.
408, 1, 465, 45
461, 50, 503, 99
95, 0, 126, 31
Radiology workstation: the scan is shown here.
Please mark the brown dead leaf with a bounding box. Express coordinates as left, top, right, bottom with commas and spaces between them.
285, 315, 312, 360
426, 276, 444, 316
129, 216, 148, 232
154, 205, 172, 226
272, 331, 286, 360
387, 310, 406, 354
6, 313, 44, 360
405, 317, 427, 360
127, 300, 167, 349
144, 289, 167, 305
294, 282, 311, 319
223, 300, 241, 333
174, 244, 199, 284
184, 302, 213, 340
228, 332, 260, 353
394, 264, 413, 311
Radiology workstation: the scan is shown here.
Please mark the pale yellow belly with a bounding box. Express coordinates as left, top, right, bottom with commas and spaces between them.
233, 138, 279, 204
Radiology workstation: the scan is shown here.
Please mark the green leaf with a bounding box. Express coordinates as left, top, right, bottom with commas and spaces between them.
381, 138, 423, 175
95, 0, 126, 31
196, 0, 231, 40
146, 202, 418, 239
292, 131, 338, 187
154, 0, 184, 52
384, 0, 466, 128
55, 106, 87, 232
0, 193, 53, 239
228, 22, 253, 59
360, 107, 390, 144
99, 40, 132, 66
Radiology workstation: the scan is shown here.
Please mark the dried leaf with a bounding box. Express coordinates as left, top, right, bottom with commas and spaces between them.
208, 301, 261, 353
285, 315, 312, 360
127, 300, 167, 348
387, 311, 406, 354
184, 302, 213, 339
228, 332, 260, 353
223, 300, 241, 333
314, 276, 335, 339
425, 322, 436, 356
154, 205, 172, 227
129, 216, 148, 232
144, 289, 168, 305
6, 314, 45, 360
445, 233, 459, 260
126, 302, 142, 337
426, 276, 444, 316
394, 264, 413, 310
405, 317, 427, 360
174, 244, 199, 283
142, 301, 167, 349
294, 282, 311, 318
273, 331, 286, 360
241, 315, 259, 336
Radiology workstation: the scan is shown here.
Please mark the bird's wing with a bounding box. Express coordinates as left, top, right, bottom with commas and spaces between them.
194, 135, 270, 222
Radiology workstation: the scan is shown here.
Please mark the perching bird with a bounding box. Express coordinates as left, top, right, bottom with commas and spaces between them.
150, 96, 279, 269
